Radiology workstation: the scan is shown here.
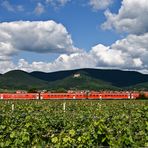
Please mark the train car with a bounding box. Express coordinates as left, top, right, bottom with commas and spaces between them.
0, 93, 39, 100
41, 91, 138, 100
130, 92, 140, 99
143, 92, 148, 98
41, 92, 87, 100
88, 91, 132, 99
88, 92, 102, 99
0, 91, 146, 100
89, 91, 143, 99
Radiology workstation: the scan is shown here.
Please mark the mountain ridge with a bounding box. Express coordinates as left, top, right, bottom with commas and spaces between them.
0, 70, 49, 89
0, 68, 148, 90
30, 68, 148, 87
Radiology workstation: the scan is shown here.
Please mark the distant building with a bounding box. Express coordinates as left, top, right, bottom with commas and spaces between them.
73, 73, 81, 78
16, 90, 27, 94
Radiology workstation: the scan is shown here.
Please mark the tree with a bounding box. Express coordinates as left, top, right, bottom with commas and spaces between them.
28, 88, 38, 93
137, 93, 147, 100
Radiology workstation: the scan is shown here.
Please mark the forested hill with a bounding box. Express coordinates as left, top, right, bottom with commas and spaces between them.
0, 68, 148, 90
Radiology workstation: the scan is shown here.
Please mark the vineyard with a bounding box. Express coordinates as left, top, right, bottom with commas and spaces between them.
0, 100, 148, 147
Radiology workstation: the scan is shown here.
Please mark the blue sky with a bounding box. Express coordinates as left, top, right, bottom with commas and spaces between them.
0, 0, 121, 49
0, 0, 148, 73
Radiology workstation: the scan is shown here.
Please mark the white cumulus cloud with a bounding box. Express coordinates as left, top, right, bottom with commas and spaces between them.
46, 0, 70, 8
1, 0, 24, 12
1, 0, 14, 11
1, 33, 148, 73
0, 20, 82, 73
34, 2, 45, 15
1, 1, 148, 74
15, 52, 95, 73
92, 33, 148, 70
89, 0, 113, 11
102, 0, 148, 34
0, 61, 15, 73
1, 32, 148, 74
0, 20, 80, 60
90, 44, 125, 66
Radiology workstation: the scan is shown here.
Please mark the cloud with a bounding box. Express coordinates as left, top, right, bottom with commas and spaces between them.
46, 0, 70, 8
1, 24, 148, 73
1, 0, 24, 12
34, 2, 45, 15
0, 20, 80, 60
92, 33, 148, 70
56, 33, 148, 71
1, 32, 148, 74
16, 5, 24, 12
1, 1, 148, 74
0, 20, 82, 73
0, 61, 15, 73
90, 44, 125, 66
15, 53, 95, 72
102, 0, 148, 34
1, 0, 14, 11
57, 0, 70, 6
0, 31, 17, 61
89, 0, 113, 11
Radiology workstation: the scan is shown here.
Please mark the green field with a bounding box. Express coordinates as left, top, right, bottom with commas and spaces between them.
0, 100, 148, 147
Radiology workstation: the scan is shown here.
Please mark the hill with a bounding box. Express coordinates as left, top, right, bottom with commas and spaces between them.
129, 82, 148, 90
0, 70, 49, 89
47, 73, 119, 90
30, 68, 148, 87
0, 68, 148, 90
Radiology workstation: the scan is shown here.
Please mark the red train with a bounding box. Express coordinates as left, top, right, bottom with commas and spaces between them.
0, 91, 147, 100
